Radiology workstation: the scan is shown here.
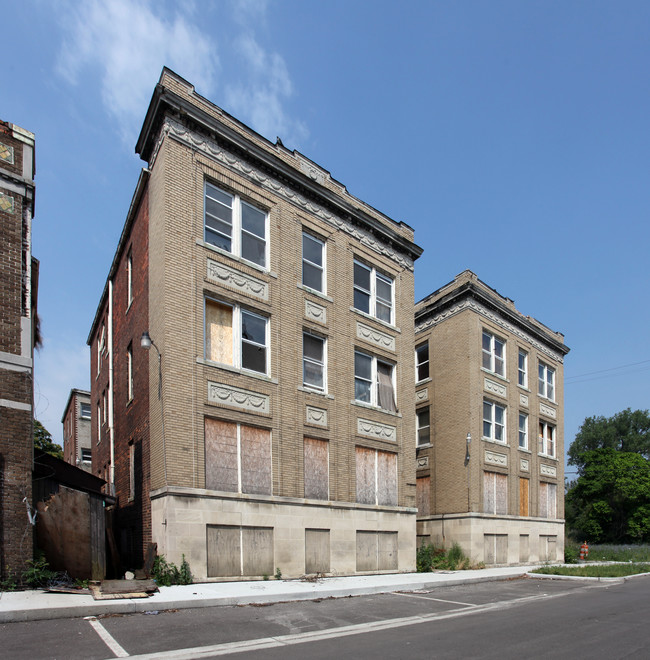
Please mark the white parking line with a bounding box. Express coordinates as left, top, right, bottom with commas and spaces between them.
391, 591, 476, 606
85, 616, 130, 658
121, 586, 598, 660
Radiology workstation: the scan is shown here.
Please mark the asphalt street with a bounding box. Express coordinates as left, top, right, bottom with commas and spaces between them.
2, 576, 648, 659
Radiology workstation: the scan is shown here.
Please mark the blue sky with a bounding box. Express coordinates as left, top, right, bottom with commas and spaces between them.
3, 0, 649, 466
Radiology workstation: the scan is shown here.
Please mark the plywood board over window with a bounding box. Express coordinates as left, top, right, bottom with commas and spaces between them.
205, 419, 238, 492
207, 525, 273, 577
305, 529, 330, 574
539, 482, 557, 519
377, 451, 397, 506
483, 471, 507, 515
241, 426, 272, 495
205, 300, 233, 364
519, 477, 529, 517
416, 476, 431, 516
304, 438, 328, 500
355, 447, 397, 506
356, 447, 376, 505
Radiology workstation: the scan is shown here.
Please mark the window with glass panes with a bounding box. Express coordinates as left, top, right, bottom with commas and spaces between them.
415, 343, 429, 382
538, 362, 555, 401
518, 413, 528, 449
302, 233, 325, 292
204, 182, 267, 267
482, 330, 505, 376
518, 349, 528, 387
303, 332, 326, 391
417, 408, 430, 446
483, 400, 506, 442
538, 421, 556, 457
353, 260, 393, 323
354, 350, 396, 412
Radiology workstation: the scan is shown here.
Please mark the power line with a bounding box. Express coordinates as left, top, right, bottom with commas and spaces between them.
565, 359, 650, 382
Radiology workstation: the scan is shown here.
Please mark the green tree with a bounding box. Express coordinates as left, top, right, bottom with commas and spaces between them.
568, 408, 650, 473
34, 420, 63, 460
566, 449, 650, 543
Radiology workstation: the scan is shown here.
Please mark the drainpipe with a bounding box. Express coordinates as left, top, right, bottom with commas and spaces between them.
108, 280, 115, 496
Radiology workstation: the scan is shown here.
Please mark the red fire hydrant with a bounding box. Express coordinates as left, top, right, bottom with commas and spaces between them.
579, 541, 589, 561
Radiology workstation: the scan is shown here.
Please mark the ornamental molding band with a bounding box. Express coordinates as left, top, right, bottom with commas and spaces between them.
484, 377, 507, 398
520, 393, 529, 407
417, 456, 429, 468
540, 464, 557, 478
356, 321, 395, 352
520, 458, 530, 472
208, 381, 269, 414
416, 300, 565, 363
539, 402, 557, 419
416, 389, 428, 403
161, 117, 415, 271
207, 258, 268, 300
306, 405, 328, 427
485, 450, 507, 467
305, 299, 326, 324
357, 418, 397, 442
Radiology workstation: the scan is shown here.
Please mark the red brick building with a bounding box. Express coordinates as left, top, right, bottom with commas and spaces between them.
62, 389, 92, 471
0, 120, 38, 580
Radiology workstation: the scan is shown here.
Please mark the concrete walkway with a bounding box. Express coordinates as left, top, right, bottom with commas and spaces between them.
0, 565, 541, 623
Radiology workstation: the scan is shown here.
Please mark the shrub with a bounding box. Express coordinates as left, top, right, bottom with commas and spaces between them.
152, 554, 192, 586
22, 553, 57, 588
417, 542, 479, 572
563, 540, 580, 564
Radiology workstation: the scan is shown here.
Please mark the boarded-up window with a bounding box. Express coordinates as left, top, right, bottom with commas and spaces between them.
356, 531, 398, 571
207, 525, 273, 577
416, 476, 430, 516
241, 426, 272, 495
484, 534, 508, 564
205, 418, 271, 495
539, 534, 557, 561
539, 482, 557, 519
205, 300, 234, 365
304, 438, 329, 500
519, 477, 529, 517
483, 471, 507, 515
356, 447, 397, 506
305, 529, 330, 573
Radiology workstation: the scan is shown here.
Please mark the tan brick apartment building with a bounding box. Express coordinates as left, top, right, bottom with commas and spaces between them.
62, 389, 92, 472
0, 121, 38, 580
88, 69, 423, 579
414, 271, 569, 564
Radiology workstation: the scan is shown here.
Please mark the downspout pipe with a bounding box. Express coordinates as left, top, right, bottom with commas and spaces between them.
108, 280, 115, 496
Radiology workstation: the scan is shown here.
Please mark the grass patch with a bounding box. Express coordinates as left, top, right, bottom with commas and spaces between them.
532, 563, 650, 578
584, 544, 650, 563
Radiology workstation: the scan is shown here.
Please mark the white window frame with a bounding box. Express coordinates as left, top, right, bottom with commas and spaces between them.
302, 232, 326, 293
126, 249, 133, 308
415, 342, 429, 383
354, 350, 396, 411
81, 448, 92, 463
483, 399, 506, 443
518, 349, 528, 388
416, 407, 430, 447
80, 403, 91, 419
204, 181, 269, 269
482, 330, 505, 377
518, 412, 528, 450
353, 259, 394, 324
538, 362, 556, 401
302, 331, 327, 392
204, 298, 269, 376
127, 344, 134, 402
538, 421, 556, 458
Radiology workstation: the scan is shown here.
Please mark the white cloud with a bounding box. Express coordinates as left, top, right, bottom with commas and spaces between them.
225, 34, 308, 147
34, 341, 90, 449
56, 0, 219, 145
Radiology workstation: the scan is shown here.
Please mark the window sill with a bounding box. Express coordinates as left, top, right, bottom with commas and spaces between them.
538, 454, 558, 462
196, 239, 277, 278
197, 357, 278, 384
416, 377, 432, 386
298, 386, 334, 399
518, 447, 532, 454
539, 396, 557, 405
482, 437, 509, 447
480, 368, 509, 383
350, 307, 401, 334
351, 400, 402, 418
297, 283, 333, 302
417, 443, 432, 450
517, 385, 530, 392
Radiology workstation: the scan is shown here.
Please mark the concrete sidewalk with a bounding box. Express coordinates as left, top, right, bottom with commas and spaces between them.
0, 565, 540, 623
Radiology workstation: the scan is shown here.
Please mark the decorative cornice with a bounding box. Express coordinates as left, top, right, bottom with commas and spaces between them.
306, 405, 327, 427
207, 381, 269, 414
305, 299, 326, 324
485, 450, 507, 467
416, 299, 565, 364
357, 418, 397, 442
163, 117, 415, 271
207, 258, 268, 300
356, 321, 395, 352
